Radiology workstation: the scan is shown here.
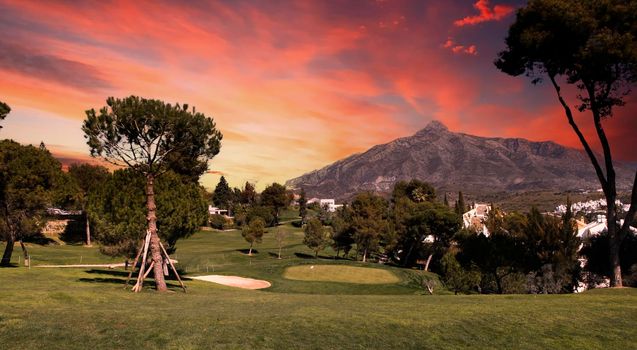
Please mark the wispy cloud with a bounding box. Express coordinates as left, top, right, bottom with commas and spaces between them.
0, 40, 111, 91
454, 0, 514, 27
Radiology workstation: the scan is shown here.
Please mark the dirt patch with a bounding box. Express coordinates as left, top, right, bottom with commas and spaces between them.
191, 275, 271, 289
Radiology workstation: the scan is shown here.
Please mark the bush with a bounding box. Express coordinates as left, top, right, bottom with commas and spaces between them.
247, 206, 276, 227
209, 214, 227, 230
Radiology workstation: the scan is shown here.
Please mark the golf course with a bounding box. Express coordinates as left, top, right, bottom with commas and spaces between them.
1, 215, 635, 350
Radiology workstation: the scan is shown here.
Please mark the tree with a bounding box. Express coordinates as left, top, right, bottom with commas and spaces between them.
0, 101, 9, 130
240, 181, 257, 205
242, 217, 265, 256
454, 191, 466, 216
1, 140, 64, 266
331, 205, 355, 258
212, 176, 233, 210
495, 0, 637, 287
68, 164, 110, 246
88, 169, 208, 257
246, 205, 276, 227
261, 183, 289, 223
82, 96, 222, 291
304, 218, 330, 258
391, 179, 436, 204
274, 227, 287, 259
441, 252, 481, 295
351, 192, 390, 262
298, 188, 307, 224
523, 206, 581, 293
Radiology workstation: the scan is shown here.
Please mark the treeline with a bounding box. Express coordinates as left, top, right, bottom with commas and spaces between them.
0, 140, 209, 266
300, 180, 637, 294
209, 176, 293, 228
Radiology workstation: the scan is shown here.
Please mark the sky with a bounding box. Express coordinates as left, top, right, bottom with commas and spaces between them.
1, 0, 635, 191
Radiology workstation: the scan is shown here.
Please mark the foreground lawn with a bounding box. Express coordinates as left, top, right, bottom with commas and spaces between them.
1, 227, 636, 349
0, 267, 635, 349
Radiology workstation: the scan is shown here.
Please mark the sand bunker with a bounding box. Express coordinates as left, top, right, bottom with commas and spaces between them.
191, 275, 271, 289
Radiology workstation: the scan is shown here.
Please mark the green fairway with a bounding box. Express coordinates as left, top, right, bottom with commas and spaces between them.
283, 265, 401, 284
1, 225, 636, 349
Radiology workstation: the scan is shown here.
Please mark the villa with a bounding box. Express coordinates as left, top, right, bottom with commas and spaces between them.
462, 203, 491, 236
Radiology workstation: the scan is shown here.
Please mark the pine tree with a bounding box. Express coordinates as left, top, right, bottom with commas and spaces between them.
455, 191, 466, 216
212, 176, 233, 209
299, 188, 307, 224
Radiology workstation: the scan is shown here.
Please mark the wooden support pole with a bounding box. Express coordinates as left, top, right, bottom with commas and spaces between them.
124, 240, 145, 289
133, 231, 152, 293
160, 241, 187, 293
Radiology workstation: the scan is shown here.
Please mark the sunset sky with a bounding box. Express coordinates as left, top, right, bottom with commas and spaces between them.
1, 0, 635, 191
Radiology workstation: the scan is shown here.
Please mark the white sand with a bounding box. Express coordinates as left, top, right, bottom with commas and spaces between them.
191, 275, 271, 289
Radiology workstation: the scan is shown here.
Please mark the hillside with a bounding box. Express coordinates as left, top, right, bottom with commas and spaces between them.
286, 121, 635, 201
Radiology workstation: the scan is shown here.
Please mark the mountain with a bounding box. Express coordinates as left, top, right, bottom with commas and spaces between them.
285, 120, 635, 201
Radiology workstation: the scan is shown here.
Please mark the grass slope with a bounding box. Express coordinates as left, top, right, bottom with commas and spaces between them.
1, 222, 636, 349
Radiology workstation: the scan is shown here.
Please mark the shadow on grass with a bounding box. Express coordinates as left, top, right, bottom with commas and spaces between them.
59, 219, 86, 244
236, 249, 259, 255
24, 233, 57, 245
78, 276, 186, 291
83, 268, 193, 281
0, 263, 19, 268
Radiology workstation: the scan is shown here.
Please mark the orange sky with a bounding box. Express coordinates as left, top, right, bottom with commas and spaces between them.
1, 0, 635, 191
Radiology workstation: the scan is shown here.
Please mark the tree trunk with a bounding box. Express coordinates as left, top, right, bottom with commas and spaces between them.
494, 272, 503, 294
19, 240, 29, 267
278, 245, 282, 259
85, 213, 92, 246
607, 202, 623, 287
550, 76, 624, 287
424, 254, 433, 272
248, 242, 253, 256
1, 234, 14, 267
362, 248, 367, 263
146, 174, 167, 292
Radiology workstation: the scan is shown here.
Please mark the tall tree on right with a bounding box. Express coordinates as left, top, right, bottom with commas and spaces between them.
495, 0, 637, 287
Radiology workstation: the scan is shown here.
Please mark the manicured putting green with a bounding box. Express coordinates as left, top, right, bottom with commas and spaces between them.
283, 265, 401, 284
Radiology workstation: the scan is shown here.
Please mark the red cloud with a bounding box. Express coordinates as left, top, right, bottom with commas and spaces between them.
454, 0, 514, 26
443, 39, 478, 56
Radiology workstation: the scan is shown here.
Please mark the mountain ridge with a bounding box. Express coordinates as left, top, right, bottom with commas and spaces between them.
285, 120, 635, 201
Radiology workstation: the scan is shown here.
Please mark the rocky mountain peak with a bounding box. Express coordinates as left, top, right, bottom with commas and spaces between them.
415, 120, 449, 136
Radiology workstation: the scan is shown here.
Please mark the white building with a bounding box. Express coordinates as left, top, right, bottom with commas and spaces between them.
462, 203, 491, 236
208, 205, 228, 216
319, 199, 343, 212
577, 215, 637, 239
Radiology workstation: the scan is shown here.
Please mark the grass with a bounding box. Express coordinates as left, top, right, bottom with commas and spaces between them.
1, 222, 636, 349
283, 265, 401, 284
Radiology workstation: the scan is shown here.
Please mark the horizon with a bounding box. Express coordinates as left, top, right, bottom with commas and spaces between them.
1, 0, 636, 190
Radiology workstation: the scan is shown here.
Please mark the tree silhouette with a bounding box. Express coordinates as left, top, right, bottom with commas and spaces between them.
495, 0, 637, 287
